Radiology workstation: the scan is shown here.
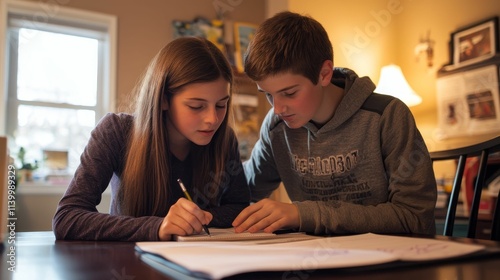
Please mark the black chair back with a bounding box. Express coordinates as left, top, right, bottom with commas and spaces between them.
430, 136, 500, 241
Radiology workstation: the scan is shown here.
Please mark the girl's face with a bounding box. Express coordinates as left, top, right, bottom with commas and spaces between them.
166, 77, 230, 150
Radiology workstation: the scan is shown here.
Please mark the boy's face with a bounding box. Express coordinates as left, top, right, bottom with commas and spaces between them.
256, 70, 332, 129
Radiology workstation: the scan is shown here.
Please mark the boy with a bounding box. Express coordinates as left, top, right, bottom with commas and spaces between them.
232, 11, 437, 235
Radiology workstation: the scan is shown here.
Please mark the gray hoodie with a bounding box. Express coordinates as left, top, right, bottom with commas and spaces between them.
244, 67, 437, 235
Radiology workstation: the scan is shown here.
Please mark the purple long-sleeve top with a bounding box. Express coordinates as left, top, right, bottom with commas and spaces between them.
53, 113, 250, 241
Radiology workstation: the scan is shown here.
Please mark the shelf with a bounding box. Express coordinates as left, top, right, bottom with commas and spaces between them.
437, 53, 500, 77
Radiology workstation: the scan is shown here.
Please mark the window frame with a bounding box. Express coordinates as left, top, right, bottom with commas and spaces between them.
0, 0, 117, 135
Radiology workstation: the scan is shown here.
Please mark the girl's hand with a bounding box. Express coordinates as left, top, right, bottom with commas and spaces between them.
158, 198, 213, 241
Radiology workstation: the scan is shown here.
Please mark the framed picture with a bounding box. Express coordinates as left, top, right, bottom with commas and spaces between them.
451, 16, 499, 66
234, 22, 258, 73
172, 17, 225, 52
232, 93, 259, 160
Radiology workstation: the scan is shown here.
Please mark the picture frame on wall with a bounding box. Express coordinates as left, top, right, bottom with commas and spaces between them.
232, 93, 259, 160
451, 16, 499, 67
234, 22, 258, 73
172, 17, 225, 52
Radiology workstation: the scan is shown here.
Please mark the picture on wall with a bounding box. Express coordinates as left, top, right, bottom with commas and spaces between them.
232, 93, 259, 160
436, 64, 500, 139
234, 22, 258, 73
451, 16, 499, 67
466, 90, 497, 120
172, 17, 225, 52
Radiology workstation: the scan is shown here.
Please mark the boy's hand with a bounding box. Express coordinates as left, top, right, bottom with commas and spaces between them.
158, 198, 213, 241
232, 198, 299, 233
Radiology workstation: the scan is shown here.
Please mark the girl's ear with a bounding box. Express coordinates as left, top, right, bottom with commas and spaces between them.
318, 60, 333, 87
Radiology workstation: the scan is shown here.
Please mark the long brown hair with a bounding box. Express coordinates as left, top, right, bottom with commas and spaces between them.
118, 37, 234, 217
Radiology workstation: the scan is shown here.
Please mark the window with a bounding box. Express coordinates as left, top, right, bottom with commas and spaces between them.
0, 1, 116, 180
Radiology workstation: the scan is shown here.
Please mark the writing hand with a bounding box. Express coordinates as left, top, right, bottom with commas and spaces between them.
232, 198, 299, 234
158, 198, 213, 241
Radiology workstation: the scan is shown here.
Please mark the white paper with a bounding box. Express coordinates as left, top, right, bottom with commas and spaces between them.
174, 227, 318, 242
312, 233, 485, 261
136, 233, 485, 279
138, 240, 398, 279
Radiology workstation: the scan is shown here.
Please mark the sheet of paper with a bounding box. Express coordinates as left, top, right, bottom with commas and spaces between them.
136, 233, 486, 279
137, 241, 398, 279
174, 227, 318, 242
315, 233, 485, 261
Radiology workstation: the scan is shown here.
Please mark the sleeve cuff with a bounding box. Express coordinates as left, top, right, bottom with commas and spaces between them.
293, 201, 318, 234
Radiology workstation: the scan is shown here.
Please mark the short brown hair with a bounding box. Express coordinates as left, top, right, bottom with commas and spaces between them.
244, 11, 333, 84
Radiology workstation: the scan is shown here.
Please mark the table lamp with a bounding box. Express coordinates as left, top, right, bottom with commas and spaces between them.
374, 64, 422, 107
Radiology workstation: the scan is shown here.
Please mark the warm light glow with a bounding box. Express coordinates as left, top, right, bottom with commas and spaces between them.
374, 64, 422, 107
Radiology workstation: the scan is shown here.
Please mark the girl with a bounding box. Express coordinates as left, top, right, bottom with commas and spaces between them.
53, 37, 250, 241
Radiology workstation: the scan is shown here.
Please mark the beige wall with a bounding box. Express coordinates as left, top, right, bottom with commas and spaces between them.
288, 0, 500, 150
20, 0, 266, 112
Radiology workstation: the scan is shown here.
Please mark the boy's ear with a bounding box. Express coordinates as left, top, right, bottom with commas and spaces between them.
318, 60, 333, 87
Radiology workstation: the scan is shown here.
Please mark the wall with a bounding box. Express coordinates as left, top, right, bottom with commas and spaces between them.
396, 0, 500, 151
19, 0, 267, 112
288, 0, 395, 88
16, 187, 111, 231
288, 0, 500, 151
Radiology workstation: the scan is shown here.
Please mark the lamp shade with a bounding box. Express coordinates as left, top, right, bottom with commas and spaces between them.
374, 64, 422, 107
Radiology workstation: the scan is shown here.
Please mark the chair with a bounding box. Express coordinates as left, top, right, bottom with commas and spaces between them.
430, 136, 500, 241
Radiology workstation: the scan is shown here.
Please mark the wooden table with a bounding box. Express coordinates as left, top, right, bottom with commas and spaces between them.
2, 231, 500, 279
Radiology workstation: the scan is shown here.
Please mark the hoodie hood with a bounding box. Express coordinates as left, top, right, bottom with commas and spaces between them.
303, 67, 377, 137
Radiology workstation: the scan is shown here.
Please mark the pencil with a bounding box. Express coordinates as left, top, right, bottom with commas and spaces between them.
177, 178, 211, 236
